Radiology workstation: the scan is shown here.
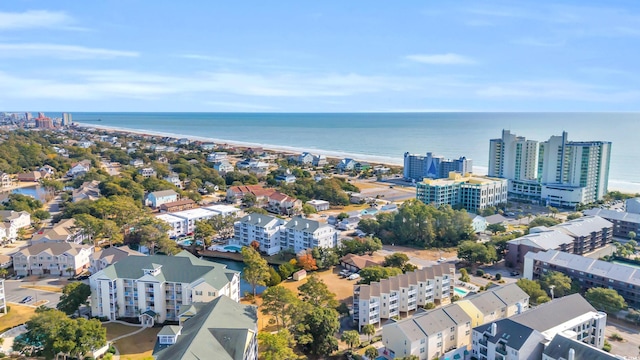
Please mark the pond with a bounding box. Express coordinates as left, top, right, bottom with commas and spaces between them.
10, 185, 49, 203
206, 257, 267, 296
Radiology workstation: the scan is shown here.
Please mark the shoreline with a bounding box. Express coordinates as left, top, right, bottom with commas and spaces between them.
75, 122, 640, 194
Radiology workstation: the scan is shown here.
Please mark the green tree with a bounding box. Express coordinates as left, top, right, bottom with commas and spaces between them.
358, 266, 403, 285
566, 212, 583, 220
0, 268, 8, 279
516, 278, 547, 302
341, 330, 360, 351
261, 286, 298, 329
258, 330, 302, 360
629, 231, 637, 241
242, 246, 271, 297
242, 193, 257, 207
302, 204, 317, 216
539, 271, 573, 298
311, 247, 340, 270
362, 324, 375, 341
266, 267, 282, 287
585, 288, 627, 313
245, 206, 268, 215
57, 282, 91, 315
459, 268, 470, 283
337, 212, 349, 221
365, 346, 379, 359
278, 262, 297, 279
528, 216, 560, 229
194, 219, 216, 247
383, 252, 410, 268
486, 223, 506, 234
295, 307, 340, 356
73, 213, 102, 245
298, 275, 338, 308
457, 241, 497, 268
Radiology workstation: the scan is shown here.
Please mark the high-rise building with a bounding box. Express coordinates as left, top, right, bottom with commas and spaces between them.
62, 113, 73, 126
488, 130, 611, 207
403, 152, 472, 182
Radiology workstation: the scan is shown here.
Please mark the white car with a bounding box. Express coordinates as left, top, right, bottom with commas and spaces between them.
348, 273, 360, 280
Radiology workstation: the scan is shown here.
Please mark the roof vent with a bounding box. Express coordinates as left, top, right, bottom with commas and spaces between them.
568, 348, 575, 360
306, 223, 309, 228
258, 218, 261, 224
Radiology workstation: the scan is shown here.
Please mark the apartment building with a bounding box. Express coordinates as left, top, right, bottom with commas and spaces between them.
90, 246, 144, 273
353, 264, 455, 330
403, 152, 472, 182
542, 333, 620, 360
524, 249, 640, 306
416, 172, 508, 212
381, 284, 529, 360
233, 215, 337, 256
12, 243, 94, 276
506, 215, 613, 268
157, 205, 240, 238
0, 279, 6, 314
233, 214, 286, 255
583, 208, 640, 238
154, 296, 258, 360
489, 130, 539, 182
471, 294, 607, 360
90, 251, 240, 324
31, 218, 87, 245
0, 210, 31, 230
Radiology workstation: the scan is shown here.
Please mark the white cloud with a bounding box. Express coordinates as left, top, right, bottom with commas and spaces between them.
405, 53, 475, 65
0, 10, 74, 30
176, 54, 242, 63
476, 80, 640, 102
0, 43, 139, 59
205, 101, 276, 111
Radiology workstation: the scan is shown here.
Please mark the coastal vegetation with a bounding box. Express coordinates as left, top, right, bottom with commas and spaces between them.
278, 177, 359, 205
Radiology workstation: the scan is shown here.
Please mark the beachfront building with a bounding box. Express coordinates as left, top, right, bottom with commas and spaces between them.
206, 152, 227, 162
233, 214, 286, 256
353, 264, 455, 330
146, 190, 179, 209
416, 172, 508, 212
471, 294, 607, 360
403, 152, 473, 182
337, 158, 357, 172
12, 243, 94, 276
306, 199, 330, 212
280, 217, 338, 254
90, 251, 240, 324
153, 296, 258, 360
212, 160, 234, 174
524, 249, 640, 307
90, 246, 144, 273
583, 208, 640, 238
488, 130, 611, 207
506, 215, 613, 268
381, 283, 529, 360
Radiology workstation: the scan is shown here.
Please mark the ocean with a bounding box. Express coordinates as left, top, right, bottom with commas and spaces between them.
72, 112, 640, 193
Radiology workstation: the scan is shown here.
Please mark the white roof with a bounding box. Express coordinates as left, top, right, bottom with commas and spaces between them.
507, 229, 574, 250
156, 214, 184, 223
553, 216, 612, 238
203, 205, 239, 215
307, 200, 330, 205
171, 208, 217, 220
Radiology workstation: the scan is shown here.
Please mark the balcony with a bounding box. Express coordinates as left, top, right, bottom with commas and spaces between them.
479, 338, 488, 347
496, 347, 507, 356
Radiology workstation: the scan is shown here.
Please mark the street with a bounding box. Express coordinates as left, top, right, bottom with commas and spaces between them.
4, 278, 64, 309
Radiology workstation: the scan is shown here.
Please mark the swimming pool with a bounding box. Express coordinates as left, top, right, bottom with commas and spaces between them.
224, 245, 243, 253
177, 239, 203, 246
454, 287, 469, 296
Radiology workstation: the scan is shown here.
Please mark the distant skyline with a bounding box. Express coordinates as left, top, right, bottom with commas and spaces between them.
1, 1, 639, 112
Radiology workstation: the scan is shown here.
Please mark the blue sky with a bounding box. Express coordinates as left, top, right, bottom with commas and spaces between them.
0, 1, 639, 112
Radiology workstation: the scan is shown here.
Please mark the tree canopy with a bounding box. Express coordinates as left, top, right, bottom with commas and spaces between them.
585, 288, 627, 313
358, 266, 403, 285
242, 246, 271, 297
457, 241, 497, 267
57, 282, 91, 315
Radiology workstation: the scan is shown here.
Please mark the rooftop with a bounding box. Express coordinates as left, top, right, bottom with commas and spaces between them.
510, 294, 598, 333
553, 216, 612, 238
543, 333, 619, 360
584, 208, 640, 225
507, 229, 574, 251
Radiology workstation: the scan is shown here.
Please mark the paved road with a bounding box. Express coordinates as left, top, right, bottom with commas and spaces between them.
4, 279, 63, 309
605, 319, 640, 358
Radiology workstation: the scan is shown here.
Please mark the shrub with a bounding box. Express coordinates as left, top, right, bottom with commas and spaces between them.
476, 269, 484, 276
371, 335, 382, 343
610, 333, 623, 341
423, 302, 436, 310
495, 273, 502, 281
603, 340, 612, 352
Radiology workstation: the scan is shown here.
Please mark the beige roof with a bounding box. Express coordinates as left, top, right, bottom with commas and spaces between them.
14, 242, 92, 257
92, 246, 144, 263
31, 218, 78, 242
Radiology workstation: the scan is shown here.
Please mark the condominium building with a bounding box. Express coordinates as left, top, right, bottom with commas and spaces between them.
403, 152, 472, 182
524, 249, 640, 307
233, 214, 286, 256
89, 246, 144, 273
488, 130, 611, 207
31, 218, 87, 245
353, 264, 455, 330
583, 208, 640, 238
153, 296, 258, 360
0, 279, 6, 314
471, 294, 607, 360
506, 215, 613, 268
381, 284, 529, 360
12, 243, 94, 276
156, 205, 240, 238
543, 333, 620, 360
233, 215, 337, 256
90, 251, 240, 323
416, 172, 508, 212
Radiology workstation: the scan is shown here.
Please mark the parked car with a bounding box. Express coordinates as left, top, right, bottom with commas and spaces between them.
348, 273, 360, 280
510, 271, 520, 276
20, 296, 33, 304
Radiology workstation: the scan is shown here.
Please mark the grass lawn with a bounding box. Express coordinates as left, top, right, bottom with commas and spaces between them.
114, 327, 161, 360
20, 285, 63, 293
0, 304, 35, 333
104, 322, 141, 341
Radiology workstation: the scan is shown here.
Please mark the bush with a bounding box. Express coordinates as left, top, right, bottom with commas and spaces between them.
610, 333, 623, 341
423, 302, 435, 310
108, 345, 117, 354
603, 340, 612, 352
495, 273, 502, 281
371, 335, 382, 343
476, 269, 484, 276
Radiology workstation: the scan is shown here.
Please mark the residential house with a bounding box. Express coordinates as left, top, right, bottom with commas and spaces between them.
90, 246, 144, 273
153, 296, 258, 360
0, 210, 31, 229
274, 174, 296, 184
206, 152, 228, 162
355, 162, 371, 172
339, 254, 381, 273
159, 199, 196, 213
233, 214, 286, 256
31, 218, 87, 245
130, 159, 144, 167
356, 264, 456, 330
17, 171, 41, 182
296, 152, 314, 165
146, 190, 180, 209
583, 208, 640, 238
337, 158, 357, 172
39, 165, 56, 176
313, 154, 327, 167
0, 255, 12, 269
337, 216, 360, 231
374, 165, 391, 175
177, 138, 190, 146
212, 161, 234, 174
90, 251, 240, 323
139, 167, 157, 178
225, 185, 274, 204
67, 160, 92, 178
306, 199, 330, 212
72, 180, 102, 202
468, 213, 488, 233
0, 173, 12, 188
267, 192, 302, 215
484, 214, 509, 226
524, 249, 640, 307
12, 242, 94, 276
164, 173, 183, 189
77, 140, 94, 148
200, 143, 216, 151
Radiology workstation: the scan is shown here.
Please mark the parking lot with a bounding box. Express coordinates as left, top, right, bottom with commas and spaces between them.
4, 278, 65, 309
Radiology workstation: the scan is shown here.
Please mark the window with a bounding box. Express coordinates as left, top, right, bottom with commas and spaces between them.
195, 291, 203, 296
208, 292, 215, 296
450, 326, 455, 332
450, 335, 455, 341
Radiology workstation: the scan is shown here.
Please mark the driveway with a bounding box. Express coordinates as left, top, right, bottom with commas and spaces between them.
605, 319, 640, 357
4, 278, 64, 309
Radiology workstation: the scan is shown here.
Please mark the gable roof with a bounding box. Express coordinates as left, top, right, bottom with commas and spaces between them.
154, 296, 257, 360
149, 189, 179, 198
543, 333, 618, 360
14, 242, 92, 257
484, 214, 508, 225
510, 294, 596, 332
91, 246, 144, 262
31, 218, 79, 242
507, 229, 574, 251
475, 318, 543, 351
553, 215, 612, 238
584, 208, 640, 224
